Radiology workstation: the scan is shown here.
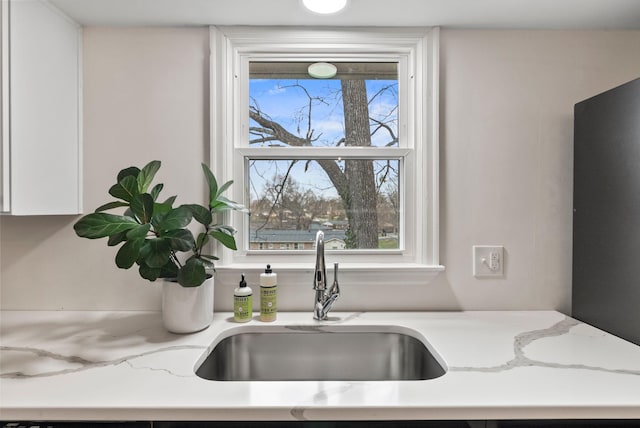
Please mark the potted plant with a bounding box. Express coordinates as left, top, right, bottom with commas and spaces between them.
73, 160, 246, 333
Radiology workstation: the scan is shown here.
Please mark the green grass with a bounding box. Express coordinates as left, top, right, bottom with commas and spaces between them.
378, 237, 399, 249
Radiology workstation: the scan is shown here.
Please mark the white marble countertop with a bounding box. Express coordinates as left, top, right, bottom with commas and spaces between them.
1, 310, 640, 422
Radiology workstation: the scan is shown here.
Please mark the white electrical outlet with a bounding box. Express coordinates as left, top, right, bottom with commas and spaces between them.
473, 245, 504, 277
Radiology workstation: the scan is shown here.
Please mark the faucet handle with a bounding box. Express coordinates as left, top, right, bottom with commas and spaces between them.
329, 262, 340, 296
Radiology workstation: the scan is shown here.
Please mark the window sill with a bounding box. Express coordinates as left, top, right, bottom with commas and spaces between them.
215, 263, 445, 287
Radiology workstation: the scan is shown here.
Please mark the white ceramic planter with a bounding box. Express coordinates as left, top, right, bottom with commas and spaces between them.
162, 276, 214, 334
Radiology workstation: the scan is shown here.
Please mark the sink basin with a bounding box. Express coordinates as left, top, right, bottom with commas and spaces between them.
195, 326, 446, 381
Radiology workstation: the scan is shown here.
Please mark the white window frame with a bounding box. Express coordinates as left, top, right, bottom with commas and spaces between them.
210, 26, 443, 286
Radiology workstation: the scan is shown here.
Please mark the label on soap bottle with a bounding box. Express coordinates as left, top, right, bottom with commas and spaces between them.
234, 294, 253, 322
260, 285, 277, 322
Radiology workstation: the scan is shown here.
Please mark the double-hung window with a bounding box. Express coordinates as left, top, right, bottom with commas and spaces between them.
210, 27, 442, 286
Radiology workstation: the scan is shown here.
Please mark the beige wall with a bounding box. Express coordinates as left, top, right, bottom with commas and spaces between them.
1, 28, 639, 311
437, 30, 640, 313
0, 27, 210, 309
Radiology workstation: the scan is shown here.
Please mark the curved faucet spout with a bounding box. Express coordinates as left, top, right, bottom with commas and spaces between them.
313, 231, 327, 291
313, 231, 340, 320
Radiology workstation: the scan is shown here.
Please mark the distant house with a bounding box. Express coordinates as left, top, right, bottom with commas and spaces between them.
249, 229, 346, 250
324, 236, 346, 250
309, 219, 348, 231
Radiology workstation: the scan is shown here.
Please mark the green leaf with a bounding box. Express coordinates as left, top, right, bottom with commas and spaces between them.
183, 204, 212, 225
216, 179, 233, 198
159, 261, 179, 279
202, 163, 218, 206
157, 206, 192, 231
139, 259, 180, 281
196, 232, 210, 250
74, 213, 139, 239
153, 202, 172, 216
200, 254, 220, 270
150, 183, 164, 201
150, 202, 172, 229
115, 238, 145, 269
209, 230, 237, 250
130, 193, 154, 224
126, 223, 151, 239
210, 225, 236, 235
164, 229, 195, 252
200, 258, 215, 270
211, 195, 248, 213
137, 160, 161, 193
117, 166, 140, 183
163, 195, 177, 207
95, 201, 129, 212
177, 258, 206, 287
139, 238, 172, 268
107, 231, 128, 247
139, 262, 161, 281
109, 175, 139, 202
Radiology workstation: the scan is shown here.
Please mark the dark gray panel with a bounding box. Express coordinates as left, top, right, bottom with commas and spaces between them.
573, 77, 640, 346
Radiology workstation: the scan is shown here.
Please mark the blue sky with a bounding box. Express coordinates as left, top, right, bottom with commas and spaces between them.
249, 78, 398, 148
248, 78, 399, 202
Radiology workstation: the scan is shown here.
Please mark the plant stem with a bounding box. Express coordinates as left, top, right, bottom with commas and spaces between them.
169, 251, 183, 269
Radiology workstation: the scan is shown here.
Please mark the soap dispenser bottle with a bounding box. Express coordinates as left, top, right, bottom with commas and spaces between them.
234, 274, 253, 323
260, 264, 277, 322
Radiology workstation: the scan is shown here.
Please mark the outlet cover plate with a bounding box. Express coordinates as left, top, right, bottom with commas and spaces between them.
473, 245, 504, 277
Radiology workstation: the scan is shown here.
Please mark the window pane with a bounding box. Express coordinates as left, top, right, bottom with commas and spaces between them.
249, 62, 398, 148
248, 158, 400, 250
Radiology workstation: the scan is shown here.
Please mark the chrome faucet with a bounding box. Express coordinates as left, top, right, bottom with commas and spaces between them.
313, 230, 340, 320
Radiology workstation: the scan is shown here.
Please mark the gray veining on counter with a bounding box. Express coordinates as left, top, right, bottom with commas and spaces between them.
0, 344, 206, 379
290, 383, 356, 421
123, 357, 197, 378
449, 316, 640, 376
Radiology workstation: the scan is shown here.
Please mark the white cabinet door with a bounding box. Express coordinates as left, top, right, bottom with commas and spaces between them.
1, 0, 82, 215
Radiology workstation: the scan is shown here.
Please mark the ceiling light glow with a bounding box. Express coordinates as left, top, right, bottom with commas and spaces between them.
302, 0, 348, 15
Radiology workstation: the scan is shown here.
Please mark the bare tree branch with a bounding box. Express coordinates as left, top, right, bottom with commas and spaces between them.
370, 117, 398, 146
253, 160, 298, 237
250, 110, 310, 147
249, 109, 350, 203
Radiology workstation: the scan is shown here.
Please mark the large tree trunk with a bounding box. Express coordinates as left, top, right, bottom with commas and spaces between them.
342, 80, 378, 249
249, 80, 381, 249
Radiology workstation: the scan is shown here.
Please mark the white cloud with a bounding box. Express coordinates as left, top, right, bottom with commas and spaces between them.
268, 86, 287, 95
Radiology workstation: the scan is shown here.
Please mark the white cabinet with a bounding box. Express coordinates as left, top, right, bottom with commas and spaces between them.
1, 0, 82, 215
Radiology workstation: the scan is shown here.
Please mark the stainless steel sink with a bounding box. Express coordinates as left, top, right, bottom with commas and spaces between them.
195, 326, 446, 381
